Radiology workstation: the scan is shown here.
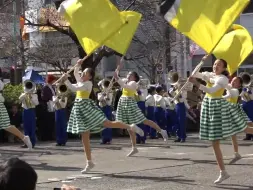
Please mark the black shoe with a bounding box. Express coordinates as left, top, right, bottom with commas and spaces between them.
174, 139, 181, 142
180, 139, 185, 143
56, 143, 62, 146
21, 144, 27, 148
243, 138, 251, 141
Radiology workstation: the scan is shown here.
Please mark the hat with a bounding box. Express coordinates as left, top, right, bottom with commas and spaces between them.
46, 75, 56, 84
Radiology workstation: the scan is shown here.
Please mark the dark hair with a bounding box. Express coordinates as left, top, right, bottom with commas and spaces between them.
129, 71, 140, 82
156, 86, 163, 94
218, 59, 230, 77
85, 68, 96, 100
148, 86, 156, 94
0, 158, 37, 190
235, 76, 243, 94
103, 80, 110, 88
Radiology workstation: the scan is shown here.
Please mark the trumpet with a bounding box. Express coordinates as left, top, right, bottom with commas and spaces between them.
239, 72, 253, 87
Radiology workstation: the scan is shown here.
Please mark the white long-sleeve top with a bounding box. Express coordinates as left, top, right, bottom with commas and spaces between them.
19, 93, 39, 109
145, 94, 155, 107
164, 96, 175, 110
53, 96, 68, 110
194, 72, 229, 95
174, 90, 191, 109
0, 80, 5, 102
223, 84, 239, 99
64, 65, 92, 97
116, 78, 138, 94
97, 90, 113, 107
138, 89, 148, 101
154, 94, 166, 109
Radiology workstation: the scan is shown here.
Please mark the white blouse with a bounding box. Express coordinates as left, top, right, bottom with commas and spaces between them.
116, 78, 138, 90
97, 89, 113, 107
194, 72, 229, 94
240, 87, 253, 101
145, 94, 155, 107
154, 94, 166, 109
19, 93, 39, 109
164, 97, 175, 110
223, 84, 239, 99
53, 96, 68, 109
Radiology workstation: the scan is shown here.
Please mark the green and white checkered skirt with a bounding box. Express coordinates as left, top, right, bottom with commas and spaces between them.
200, 97, 248, 141
116, 97, 146, 125
0, 102, 10, 130
67, 99, 107, 134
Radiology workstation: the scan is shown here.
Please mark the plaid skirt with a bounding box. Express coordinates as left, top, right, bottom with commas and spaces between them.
0, 102, 10, 129
67, 99, 107, 134
116, 97, 146, 125
200, 97, 248, 141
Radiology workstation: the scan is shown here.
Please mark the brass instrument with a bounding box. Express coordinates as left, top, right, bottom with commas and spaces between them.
55, 83, 68, 109
23, 80, 36, 108
98, 79, 112, 107
167, 71, 193, 92
239, 72, 253, 87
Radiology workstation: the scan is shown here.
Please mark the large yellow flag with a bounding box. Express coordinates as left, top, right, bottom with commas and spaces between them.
213, 25, 253, 75
157, 0, 250, 53
58, 0, 125, 55
104, 11, 142, 55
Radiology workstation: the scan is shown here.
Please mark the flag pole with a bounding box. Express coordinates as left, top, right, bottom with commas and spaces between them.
54, 20, 129, 85
171, 32, 230, 101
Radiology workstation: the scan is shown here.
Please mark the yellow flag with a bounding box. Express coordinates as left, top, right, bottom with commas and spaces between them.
104, 11, 142, 55
213, 24, 253, 75
157, 0, 250, 53
58, 0, 125, 55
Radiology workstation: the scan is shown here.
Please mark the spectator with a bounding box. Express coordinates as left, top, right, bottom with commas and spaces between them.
0, 158, 37, 190
8, 104, 23, 143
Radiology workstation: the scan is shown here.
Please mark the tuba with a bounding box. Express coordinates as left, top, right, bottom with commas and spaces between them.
239, 72, 253, 87
56, 83, 68, 97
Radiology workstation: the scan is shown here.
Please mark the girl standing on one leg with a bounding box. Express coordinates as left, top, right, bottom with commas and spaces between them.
145, 87, 156, 138
19, 81, 39, 148
61, 59, 144, 173
153, 86, 167, 139
0, 79, 32, 150
97, 79, 113, 144
189, 55, 253, 184
53, 85, 68, 146
114, 60, 168, 157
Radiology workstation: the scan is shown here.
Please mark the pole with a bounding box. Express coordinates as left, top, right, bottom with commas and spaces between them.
13, 0, 18, 84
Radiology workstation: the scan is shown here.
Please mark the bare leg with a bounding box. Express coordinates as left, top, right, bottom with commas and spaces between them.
244, 123, 253, 134
231, 135, 238, 153
128, 130, 136, 147
143, 119, 161, 132
4, 125, 32, 150
229, 135, 242, 165
81, 131, 94, 173
81, 131, 91, 161
143, 119, 168, 141
103, 120, 144, 137
212, 140, 230, 184
4, 125, 24, 140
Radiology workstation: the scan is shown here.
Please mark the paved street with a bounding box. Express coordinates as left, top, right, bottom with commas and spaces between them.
1, 133, 253, 190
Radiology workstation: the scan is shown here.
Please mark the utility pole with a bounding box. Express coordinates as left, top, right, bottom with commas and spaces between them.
20, 0, 26, 76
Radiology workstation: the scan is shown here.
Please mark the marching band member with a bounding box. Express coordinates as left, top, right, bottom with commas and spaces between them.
153, 86, 166, 139
0, 78, 32, 151
189, 55, 253, 184
135, 81, 148, 144
240, 83, 253, 140
114, 61, 168, 157
145, 86, 156, 138
60, 59, 144, 173
97, 79, 113, 144
19, 80, 39, 148
53, 84, 68, 146
164, 91, 176, 137
172, 83, 190, 143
